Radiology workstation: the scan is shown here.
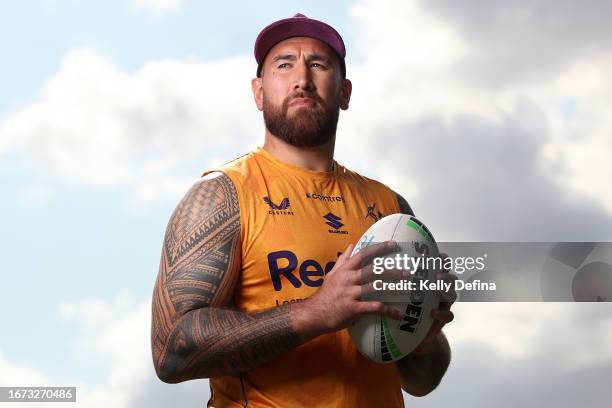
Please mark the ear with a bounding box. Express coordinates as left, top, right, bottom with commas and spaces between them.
251, 77, 264, 111
339, 78, 352, 110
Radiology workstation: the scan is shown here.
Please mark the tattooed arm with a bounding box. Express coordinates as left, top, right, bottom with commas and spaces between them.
151, 172, 407, 383
151, 172, 302, 383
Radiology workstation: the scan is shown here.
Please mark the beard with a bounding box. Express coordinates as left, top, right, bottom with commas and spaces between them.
263, 92, 340, 148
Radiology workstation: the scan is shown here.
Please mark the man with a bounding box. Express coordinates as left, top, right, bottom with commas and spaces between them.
151, 13, 456, 407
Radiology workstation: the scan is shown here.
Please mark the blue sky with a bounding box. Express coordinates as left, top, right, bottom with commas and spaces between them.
1, 1, 611, 407
0, 1, 355, 113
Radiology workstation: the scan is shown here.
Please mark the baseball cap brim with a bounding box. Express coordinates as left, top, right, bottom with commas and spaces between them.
254, 14, 346, 77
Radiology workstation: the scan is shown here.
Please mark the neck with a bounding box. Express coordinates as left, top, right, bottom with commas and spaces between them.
262, 130, 336, 172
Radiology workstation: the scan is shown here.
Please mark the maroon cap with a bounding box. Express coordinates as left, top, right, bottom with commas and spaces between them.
254, 13, 346, 78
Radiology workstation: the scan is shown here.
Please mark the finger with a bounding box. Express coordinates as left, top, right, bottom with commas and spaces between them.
359, 280, 377, 299
347, 285, 363, 300
435, 271, 457, 281
356, 301, 403, 320
357, 264, 405, 285
338, 243, 354, 264
421, 304, 453, 339
359, 279, 399, 300
427, 320, 445, 338
438, 288, 457, 304
431, 309, 454, 324
346, 240, 399, 270
358, 269, 410, 304
328, 244, 354, 276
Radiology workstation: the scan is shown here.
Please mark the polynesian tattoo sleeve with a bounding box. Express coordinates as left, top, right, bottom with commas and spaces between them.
151, 172, 301, 382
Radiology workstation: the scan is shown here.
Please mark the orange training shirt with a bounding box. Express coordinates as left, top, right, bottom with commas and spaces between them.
203, 146, 404, 407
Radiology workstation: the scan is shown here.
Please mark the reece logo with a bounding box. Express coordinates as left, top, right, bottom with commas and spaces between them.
267, 250, 340, 291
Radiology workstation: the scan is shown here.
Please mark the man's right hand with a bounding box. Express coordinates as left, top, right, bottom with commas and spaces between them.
291, 240, 404, 342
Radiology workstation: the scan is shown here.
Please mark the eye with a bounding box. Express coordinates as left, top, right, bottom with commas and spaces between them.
278, 63, 291, 69
311, 63, 326, 69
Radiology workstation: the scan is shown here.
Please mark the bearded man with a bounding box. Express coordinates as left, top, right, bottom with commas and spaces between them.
151, 13, 455, 408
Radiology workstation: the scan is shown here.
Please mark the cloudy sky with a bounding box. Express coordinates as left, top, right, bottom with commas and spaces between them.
1, 0, 611, 407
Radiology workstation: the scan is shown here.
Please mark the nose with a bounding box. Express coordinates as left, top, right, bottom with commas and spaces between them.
293, 59, 316, 92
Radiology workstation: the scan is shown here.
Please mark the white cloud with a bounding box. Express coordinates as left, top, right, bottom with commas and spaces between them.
446, 303, 612, 366
1, 293, 209, 407
0, 48, 260, 207
133, 0, 186, 18
127, 172, 194, 211
337, 0, 612, 218
445, 303, 555, 359
405, 303, 612, 407
2, 1, 610, 215
0, 353, 81, 408
2, 2, 612, 404
58, 293, 210, 407
0, 352, 51, 385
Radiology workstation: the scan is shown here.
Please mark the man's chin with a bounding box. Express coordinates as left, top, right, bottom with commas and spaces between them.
284, 112, 315, 127
287, 106, 319, 118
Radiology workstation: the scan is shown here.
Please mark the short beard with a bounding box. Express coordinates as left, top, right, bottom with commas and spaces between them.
263, 93, 340, 148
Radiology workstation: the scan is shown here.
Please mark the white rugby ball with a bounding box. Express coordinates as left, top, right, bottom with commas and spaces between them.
348, 213, 440, 363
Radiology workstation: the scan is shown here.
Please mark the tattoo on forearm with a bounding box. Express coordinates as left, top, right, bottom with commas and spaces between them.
151, 173, 300, 382
162, 305, 299, 380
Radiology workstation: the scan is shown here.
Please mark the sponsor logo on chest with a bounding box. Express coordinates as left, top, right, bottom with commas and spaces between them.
323, 212, 349, 235
262, 196, 294, 215
305, 192, 344, 203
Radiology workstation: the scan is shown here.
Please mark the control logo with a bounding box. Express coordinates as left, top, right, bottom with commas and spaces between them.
365, 203, 384, 222
305, 192, 344, 203
324, 212, 348, 234
263, 196, 294, 215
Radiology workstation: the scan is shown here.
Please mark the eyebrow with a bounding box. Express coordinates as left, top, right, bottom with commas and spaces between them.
271, 53, 332, 64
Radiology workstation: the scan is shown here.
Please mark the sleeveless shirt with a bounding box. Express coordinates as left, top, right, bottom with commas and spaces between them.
203, 146, 404, 407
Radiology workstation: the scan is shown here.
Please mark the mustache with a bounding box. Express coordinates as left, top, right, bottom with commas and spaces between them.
284, 92, 323, 106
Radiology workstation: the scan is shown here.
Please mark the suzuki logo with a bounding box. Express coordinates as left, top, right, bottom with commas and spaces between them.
324, 212, 344, 230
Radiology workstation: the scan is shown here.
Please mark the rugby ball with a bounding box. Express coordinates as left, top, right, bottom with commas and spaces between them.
348, 213, 440, 363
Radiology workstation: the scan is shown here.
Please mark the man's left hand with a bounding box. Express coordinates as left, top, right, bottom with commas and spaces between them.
411, 252, 457, 356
